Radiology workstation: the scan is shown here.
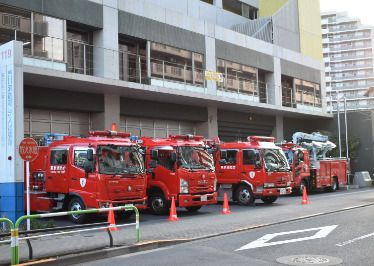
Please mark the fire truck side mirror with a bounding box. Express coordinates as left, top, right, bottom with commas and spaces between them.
170, 152, 177, 162
87, 149, 94, 161
220, 150, 227, 160
220, 159, 227, 165
151, 150, 158, 160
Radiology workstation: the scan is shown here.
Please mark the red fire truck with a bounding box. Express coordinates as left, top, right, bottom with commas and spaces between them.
281, 132, 348, 195
210, 136, 293, 205
28, 131, 147, 223
141, 135, 217, 214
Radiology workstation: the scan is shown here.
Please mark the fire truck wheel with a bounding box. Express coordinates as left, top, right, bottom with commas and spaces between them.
261, 196, 278, 204
68, 197, 87, 224
235, 185, 255, 206
149, 192, 170, 215
185, 206, 202, 212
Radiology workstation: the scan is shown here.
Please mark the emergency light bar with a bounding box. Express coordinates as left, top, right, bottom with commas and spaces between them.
248, 136, 275, 143
280, 142, 296, 149
89, 130, 131, 138
169, 134, 204, 141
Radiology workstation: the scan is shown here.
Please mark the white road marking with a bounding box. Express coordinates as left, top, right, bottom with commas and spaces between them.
311, 189, 373, 200
336, 232, 374, 247
236, 225, 338, 251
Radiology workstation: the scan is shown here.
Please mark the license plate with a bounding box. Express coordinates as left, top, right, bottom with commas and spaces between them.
201, 195, 208, 201
280, 188, 287, 195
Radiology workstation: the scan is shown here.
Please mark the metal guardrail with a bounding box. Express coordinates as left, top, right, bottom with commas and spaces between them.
0, 205, 139, 265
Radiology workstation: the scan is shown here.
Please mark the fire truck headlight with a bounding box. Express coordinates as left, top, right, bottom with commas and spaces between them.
180, 178, 189, 194
213, 178, 217, 191
287, 181, 292, 187
264, 183, 275, 188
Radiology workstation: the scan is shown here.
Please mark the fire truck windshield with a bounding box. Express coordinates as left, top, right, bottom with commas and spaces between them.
97, 145, 144, 175
178, 146, 214, 171
262, 149, 290, 172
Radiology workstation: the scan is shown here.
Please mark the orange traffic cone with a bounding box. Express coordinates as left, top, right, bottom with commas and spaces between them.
221, 192, 231, 214
301, 186, 309, 205
108, 203, 119, 231
168, 197, 180, 221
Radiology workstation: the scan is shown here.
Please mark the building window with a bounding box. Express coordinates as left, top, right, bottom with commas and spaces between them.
119, 35, 147, 83
0, 5, 31, 55
222, 0, 258, 19
150, 42, 204, 86
67, 24, 93, 75
282, 75, 295, 108
295, 79, 321, 107
200, 0, 214, 4
217, 58, 258, 95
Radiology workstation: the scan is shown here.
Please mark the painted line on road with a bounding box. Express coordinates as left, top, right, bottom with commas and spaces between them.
336, 232, 374, 247
309, 189, 374, 200
236, 225, 338, 251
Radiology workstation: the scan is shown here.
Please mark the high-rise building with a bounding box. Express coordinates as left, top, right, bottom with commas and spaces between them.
0, 0, 328, 143
321, 11, 374, 112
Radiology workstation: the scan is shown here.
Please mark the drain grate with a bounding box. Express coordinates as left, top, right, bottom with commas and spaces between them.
276, 255, 342, 265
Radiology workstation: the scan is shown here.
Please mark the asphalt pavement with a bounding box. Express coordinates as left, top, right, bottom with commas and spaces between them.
79, 203, 374, 266
1, 188, 374, 265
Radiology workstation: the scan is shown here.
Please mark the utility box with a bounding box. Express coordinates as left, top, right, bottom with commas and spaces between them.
353, 171, 372, 188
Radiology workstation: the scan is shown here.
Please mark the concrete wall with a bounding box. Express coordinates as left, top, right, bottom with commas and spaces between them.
258, 0, 288, 17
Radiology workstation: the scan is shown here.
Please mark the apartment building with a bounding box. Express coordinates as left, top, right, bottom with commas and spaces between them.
322, 11, 374, 112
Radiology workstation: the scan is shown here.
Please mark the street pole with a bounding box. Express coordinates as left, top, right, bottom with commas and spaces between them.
26, 161, 30, 231
344, 97, 349, 159
336, 93, 342, 158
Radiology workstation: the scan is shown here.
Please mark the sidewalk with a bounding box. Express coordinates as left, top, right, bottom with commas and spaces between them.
1, 188, 374, 265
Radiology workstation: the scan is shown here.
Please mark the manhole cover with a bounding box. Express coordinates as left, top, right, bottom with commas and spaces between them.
277, 255, 342, 265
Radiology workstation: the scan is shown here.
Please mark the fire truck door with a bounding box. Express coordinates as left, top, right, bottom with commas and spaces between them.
218, 149, 239, 183
70, 149, 97, 202
241, 149, 263, 185
46, 148, 69, 193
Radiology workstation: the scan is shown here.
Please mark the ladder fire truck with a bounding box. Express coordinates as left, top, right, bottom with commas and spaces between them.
281, 132, 349, 194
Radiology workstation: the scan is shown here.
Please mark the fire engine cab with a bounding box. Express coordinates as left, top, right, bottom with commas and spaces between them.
28, 131, 147, 223
141, 135, 217, 214
211, 136, 293, 205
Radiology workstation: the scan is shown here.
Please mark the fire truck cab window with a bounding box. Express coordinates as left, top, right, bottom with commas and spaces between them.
156, 149, 175, 171
74, 150, 88, 169
243, 149, 258, 165
225, 150, 237, 165
51, 150, 68, 165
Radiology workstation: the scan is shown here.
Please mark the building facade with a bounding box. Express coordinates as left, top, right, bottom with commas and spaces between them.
322, 11, 374, 112
0, 0, 329, 144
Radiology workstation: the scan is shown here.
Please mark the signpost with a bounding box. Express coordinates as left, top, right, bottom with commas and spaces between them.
19, 138, 39, 230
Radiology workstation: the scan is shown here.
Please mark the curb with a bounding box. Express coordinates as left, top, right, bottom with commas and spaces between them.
18, 202, 374, 265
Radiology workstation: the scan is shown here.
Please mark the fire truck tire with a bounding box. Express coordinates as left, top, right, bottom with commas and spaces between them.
68, 197, 87, 224
185, 206, 202, 212
149, 192, 170, 215
261, 196, 278, 204
235, 185, 255, 206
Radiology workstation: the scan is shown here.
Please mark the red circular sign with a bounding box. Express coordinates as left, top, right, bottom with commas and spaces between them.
19, 138, 39, 162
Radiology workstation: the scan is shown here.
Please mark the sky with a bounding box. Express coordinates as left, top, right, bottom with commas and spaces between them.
320, 0, 374, 26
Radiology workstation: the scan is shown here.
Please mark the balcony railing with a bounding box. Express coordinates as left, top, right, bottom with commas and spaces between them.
329, 63, 373, 72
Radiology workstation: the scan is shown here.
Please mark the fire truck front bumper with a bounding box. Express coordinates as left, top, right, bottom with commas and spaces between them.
260, 187, 292, 197
98, 197, 148, 210
178, 192, 217, 207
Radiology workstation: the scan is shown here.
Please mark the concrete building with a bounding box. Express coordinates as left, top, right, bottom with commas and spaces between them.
0, 0, 328, 144
0, 0, 330, 148
321, 11, 374, 112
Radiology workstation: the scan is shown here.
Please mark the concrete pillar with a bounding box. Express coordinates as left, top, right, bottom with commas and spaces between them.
146, 40, 151, 80
93, 0, 119, 79
265, 57, 282, 106
92, 94, 120, 131
205, 35, 217, 95
320, 67, 327, 112
214, 0, 223, 8
196, 105, 218, 138
274, 114, 284, 142
0, 41, 24, 222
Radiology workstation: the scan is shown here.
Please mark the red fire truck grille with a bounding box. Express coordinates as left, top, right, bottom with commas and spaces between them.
190, 185, 212, 193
